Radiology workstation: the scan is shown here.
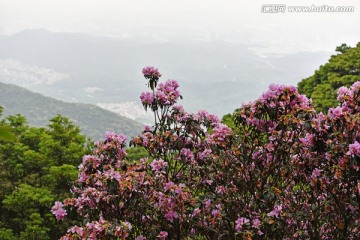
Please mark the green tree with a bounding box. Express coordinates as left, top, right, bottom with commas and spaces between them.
0, 113, 90, 239
298, 42, 360, 112
0, 107, 16, 142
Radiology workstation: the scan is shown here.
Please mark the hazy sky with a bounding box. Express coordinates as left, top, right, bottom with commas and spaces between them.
0, 0, 359, 54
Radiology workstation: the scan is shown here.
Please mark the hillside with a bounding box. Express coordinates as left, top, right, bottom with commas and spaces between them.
0, 82, 144, 140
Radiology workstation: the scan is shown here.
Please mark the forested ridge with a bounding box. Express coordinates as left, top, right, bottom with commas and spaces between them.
0, 82, 144, 140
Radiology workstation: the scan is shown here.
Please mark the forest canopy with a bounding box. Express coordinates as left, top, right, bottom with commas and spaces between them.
298, 43, 360, 112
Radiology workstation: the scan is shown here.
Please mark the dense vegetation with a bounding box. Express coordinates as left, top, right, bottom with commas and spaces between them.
0, 107, 149, 239
0, 82, 144, 140
1, 43, 359, 239
298, 43, 360, 112
0, 109, 91, 240
52, 67, 359, 239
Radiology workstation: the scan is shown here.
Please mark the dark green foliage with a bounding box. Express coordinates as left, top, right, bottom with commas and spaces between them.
126, 146, 149, 162
0, 107, 16, 142
221, 113, 235, 130
0, 111, 91, 239
298, 43, 360, 112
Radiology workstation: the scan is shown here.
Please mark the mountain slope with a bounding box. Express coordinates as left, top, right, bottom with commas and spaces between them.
0, 82, 144, 140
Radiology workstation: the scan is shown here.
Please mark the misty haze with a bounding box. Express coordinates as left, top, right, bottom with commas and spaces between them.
0, 29, 333, 122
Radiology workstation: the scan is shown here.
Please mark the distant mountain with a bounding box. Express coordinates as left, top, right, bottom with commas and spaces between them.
0, 29, 332, 117
0, 82, 144, 140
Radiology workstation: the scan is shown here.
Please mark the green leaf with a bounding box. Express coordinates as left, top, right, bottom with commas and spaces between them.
0, 126, 16, 142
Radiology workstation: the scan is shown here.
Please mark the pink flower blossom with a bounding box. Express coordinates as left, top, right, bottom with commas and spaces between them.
104, 169, 121, 182
211, 209, 221, 218
192, 208, 201, 217
198, 149, 212, 160
350, 81, 360, 91
150, 159, 168, 172
69, 225, 84, 235
142, 66, 162, 80
205, 199, 211, 208
172, 104, 184, 113
78, 171, 88, 183
337, 86, 351, 101
104, 131, 127, 144
328, 106, 343, 119
311, 168, 322, 179
157, 231, 168, 239
267, 205, 282, 218
165, 210, 178, 222
140, 92, 155, 105
51, 201, 67, 220
235, 217, 250, 231
155, 80, 181, 105
252, 218, 261, 228
349, 141, 360, 156
164, 181, 175, 191
180, 148, 194, 162
208, 123, 232, 144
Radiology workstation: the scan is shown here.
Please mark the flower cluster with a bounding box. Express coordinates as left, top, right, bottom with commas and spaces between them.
51, 201, 67, 220
140, 79, 181, 113
142, 66, 162, 80
142, 66, 162, 91
53, 68, 360, 239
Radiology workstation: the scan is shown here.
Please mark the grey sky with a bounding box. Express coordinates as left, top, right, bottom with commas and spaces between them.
0, 0, 359, 54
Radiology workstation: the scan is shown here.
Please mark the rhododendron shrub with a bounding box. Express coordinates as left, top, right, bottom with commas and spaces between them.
54, 67, 359, 239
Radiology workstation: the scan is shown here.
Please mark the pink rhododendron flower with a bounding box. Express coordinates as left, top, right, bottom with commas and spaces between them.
267, 205, 282, 218
144, 125, 151, 131
252, 218, 261, 228
150, 159, 168, 172
337, 86, 351, 101
192, 208, 201, 217
172, 104, 184, 113
157, 231, 168, 239
197, 148, 212, 160
142, 66, 162, 80
235, 217, 250, 231
165, 210, 178, 222
51, 201, 67, 220
69, 225, 84, 236
140, 92, 155, 105
103, 169, 121, 182
311, 168, 322, 179
164, 181, 175, 191
349, 141, 360, 156
180, 148, 194, 162
351, 81, 360, 91
211, 209, 221, 218
205, 199, 211, 208
328, 106, 343, 119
